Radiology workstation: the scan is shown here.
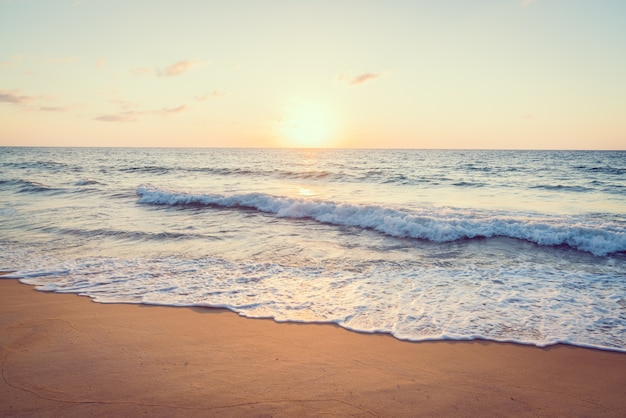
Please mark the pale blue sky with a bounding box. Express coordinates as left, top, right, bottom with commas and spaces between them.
1, 0, 625, 148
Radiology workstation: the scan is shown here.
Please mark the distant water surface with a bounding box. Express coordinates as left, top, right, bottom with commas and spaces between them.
1, 147, 625, 351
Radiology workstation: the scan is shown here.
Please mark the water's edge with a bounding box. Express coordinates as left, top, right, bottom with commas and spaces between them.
2, 274, 624, 355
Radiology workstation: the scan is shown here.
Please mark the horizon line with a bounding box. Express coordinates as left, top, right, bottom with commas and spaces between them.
1, 145, 624, 152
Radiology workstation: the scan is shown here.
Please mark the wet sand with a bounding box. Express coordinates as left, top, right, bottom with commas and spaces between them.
1, 278, 625, 417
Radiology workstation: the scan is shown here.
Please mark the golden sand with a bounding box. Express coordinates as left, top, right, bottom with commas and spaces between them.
1, 279, 625, 417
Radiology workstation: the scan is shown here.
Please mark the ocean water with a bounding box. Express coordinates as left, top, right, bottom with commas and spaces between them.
1, 147, 625, 351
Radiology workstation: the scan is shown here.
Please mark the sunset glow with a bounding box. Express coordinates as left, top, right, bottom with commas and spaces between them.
276, 101, 339, 148
1, 0, 625, 149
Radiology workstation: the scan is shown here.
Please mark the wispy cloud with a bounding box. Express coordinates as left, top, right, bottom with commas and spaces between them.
39, 106, 69, 112
132, 60, 202, 77
0, 89, 75, 113
158, 60, 197, 77
94, 111, 140, 123
95, 99, 143, 122
0, 90, 33, 105
156, 105, 186, 116
521, 0, 536, 6
94, 103, 188, 122
337, 72, 383, 86
0, 89, 38, 105
194, 90, 226, 101
109, 99, 139, 110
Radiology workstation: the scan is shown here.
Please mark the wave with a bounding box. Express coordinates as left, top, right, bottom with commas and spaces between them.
184, 166, 338, 182
530, 184, 594, 193
96, 157, 623, 191
120, 165, 170, 175
0, 178, 103, 195
452, 181, 486, 188
575, 166, 626, 176
4, 179, 63, 194
0, 160, 81, 173
136, 184, 626, 256
75, 178, 103, 186
116, 164, 464, 186
46, 226, 205, 241
116, 164, 339, 181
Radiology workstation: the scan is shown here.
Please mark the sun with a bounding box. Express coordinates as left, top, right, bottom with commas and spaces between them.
276, 101, 339, 148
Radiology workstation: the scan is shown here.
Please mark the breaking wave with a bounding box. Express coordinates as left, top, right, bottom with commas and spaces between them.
137, 184, 626, 257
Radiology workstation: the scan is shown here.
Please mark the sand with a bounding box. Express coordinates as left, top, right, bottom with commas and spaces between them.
1, 278, 625, 417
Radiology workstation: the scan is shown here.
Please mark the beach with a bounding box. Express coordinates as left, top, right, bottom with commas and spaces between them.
2, 278, 625, 417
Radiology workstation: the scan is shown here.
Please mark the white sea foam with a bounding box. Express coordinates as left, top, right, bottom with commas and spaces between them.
137, 184, 626, 256
5, 253, 625, 352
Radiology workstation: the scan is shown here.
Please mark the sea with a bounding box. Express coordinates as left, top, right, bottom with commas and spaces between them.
1, 147, 625, 352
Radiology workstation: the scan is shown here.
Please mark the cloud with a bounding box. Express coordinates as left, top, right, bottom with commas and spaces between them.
95, 104, 187, 122
159, 60, 197, 77
95, 59, 106, 70
521, 0, 536, 6
94, 111, 141, 123
1, 89, 74, 113
156, 105, 186, 117
109, 99, 139, 110
39, 106, 69, 112
194, 90, 226, 101
132, 60, 205, 77
337, 72, 383, 86
0, 89, 37, 105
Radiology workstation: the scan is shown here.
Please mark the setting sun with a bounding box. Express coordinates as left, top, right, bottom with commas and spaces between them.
276, 101, 339, 148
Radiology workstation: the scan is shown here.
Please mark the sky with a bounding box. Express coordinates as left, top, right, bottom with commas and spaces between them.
1, 0, 625, 149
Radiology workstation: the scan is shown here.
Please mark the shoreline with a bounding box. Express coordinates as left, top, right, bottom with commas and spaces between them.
8, 272, 626, 355
2, 278, 625, 417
